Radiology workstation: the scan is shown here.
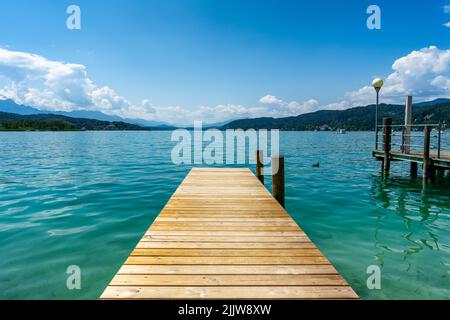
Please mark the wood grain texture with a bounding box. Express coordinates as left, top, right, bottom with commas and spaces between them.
100, 168, 358, 300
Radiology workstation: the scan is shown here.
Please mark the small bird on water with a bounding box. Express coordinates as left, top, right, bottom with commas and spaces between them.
313, 163, 320, 168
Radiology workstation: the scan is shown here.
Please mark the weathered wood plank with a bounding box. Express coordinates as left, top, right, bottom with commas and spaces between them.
117, 265, 340, 275
125, 256, 330, 265
136, 242, 316, 249
130, 248, 323, 257
102, 286, 359, 300
110, 274, 348, 286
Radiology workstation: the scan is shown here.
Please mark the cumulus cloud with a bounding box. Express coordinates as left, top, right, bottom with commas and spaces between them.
0, 47, 323, 124
0, 46, 449, 125
0, 48, 154, 119
445, 22, 450, 28
258, 95, 320, 116
343, 46, 450, 106
260, 47, 450, 115
259, 95, 284, 105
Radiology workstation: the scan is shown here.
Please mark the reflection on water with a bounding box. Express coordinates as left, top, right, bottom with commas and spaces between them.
368, 175, 450, 296
371, 175, 448, 250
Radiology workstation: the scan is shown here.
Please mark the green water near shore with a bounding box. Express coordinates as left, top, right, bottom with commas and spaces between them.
0, 131, 449, 299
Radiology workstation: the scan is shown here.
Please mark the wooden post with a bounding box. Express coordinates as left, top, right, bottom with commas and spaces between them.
410, 162, 418, 177
256, 150, 264, 184
404, 96, 413, 154
423, 125, 431, 181
272, 156, 285, 207
382, 118, 392, 175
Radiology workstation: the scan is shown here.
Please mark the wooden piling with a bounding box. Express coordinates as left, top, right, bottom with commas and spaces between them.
382, 118, 392, 175
403, 96, 413, 154
256, 150, 264, 184
272, 156, 285, 207
423, 126, 431, 181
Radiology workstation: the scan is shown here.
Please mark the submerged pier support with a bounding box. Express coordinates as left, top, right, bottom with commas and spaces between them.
423, 125, 433, 181
382, 118, 392, 175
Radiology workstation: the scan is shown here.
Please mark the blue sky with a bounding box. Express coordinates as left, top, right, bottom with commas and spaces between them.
0, 0, 449, 124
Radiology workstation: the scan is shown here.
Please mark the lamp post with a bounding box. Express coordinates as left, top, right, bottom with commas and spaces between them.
372, 78, 384, 150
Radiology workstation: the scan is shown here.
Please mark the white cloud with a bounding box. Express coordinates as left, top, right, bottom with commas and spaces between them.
0, 48, 323, 125
258, 95, 320, 116
0, 48, 154, 118
0, 46, 449, 125
444, 22, 450, 27
343, 46, 450, 106
259, 95, 284, 105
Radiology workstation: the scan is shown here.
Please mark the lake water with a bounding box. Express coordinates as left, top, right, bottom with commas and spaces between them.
0, 131, 449, 300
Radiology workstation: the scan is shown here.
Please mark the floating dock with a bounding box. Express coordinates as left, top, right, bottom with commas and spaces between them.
101, 168, 358, 300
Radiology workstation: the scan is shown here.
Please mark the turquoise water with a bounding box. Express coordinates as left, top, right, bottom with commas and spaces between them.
0, 131, 449, 300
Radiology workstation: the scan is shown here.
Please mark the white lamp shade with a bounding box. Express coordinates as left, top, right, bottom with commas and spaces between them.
372, 78, 384, 89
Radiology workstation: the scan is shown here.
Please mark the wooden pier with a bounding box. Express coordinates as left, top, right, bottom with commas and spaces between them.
373, 117, 450, 180
101, 168, 358, 300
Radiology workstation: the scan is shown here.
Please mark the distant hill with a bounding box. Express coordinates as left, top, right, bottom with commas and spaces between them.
414, 98, 450, 107
0, 99, 167, 127
222, 100, 450, 131
0, 111, 151, 131
0, 99, 42, 115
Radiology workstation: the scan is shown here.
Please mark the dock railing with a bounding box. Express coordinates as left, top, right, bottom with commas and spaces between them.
376, 122, 443, 158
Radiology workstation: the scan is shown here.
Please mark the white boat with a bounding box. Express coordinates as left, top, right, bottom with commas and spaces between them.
338, 129, 347, 134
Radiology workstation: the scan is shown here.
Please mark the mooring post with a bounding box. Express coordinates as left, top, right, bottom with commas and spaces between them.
382, 118, 392, 175
423, 125, 432, 181
256, 150, 264, 184
272, 156, 285, 207
404, 96, 413, 154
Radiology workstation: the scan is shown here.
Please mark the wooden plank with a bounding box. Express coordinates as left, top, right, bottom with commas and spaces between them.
149, 226, 301, 231
130, 248, 323, 257
125, 256, 330, 265
145, 231, 303, 236
136, 242, 316, 249
102, 286, 359, 300
101, 168, 358, 300
109, 274, 348, 286
140, 235, 312, 243
117, 265, 340, 275
156, 217, 293, 222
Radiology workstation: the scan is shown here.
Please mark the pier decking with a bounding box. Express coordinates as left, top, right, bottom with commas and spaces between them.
101, 168, 358, 300
373, 118, 450, 179
373, 150, 450, 169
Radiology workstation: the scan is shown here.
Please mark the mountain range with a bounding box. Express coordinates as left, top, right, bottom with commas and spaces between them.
0, 99, 168, 127
1, 98, 450, 131
222, 99, 450, 131
0, 111, 153, 131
